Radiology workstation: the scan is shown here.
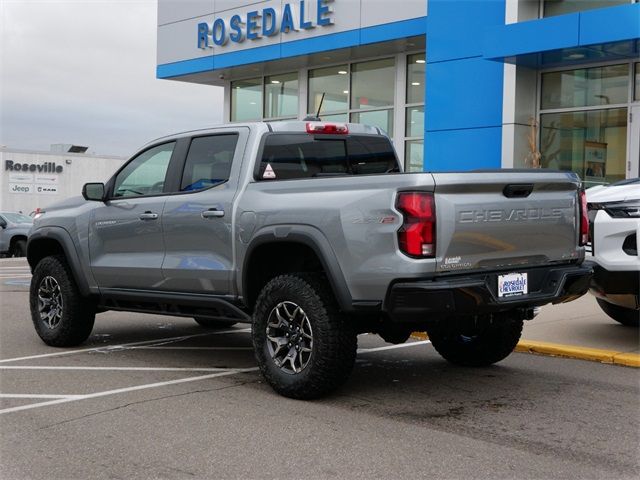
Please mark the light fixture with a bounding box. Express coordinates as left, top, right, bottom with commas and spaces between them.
412, 82, 421, 86
567, 53, 585, 60
337, 70, 347, 75
343, 90, 349, 94
271, 80, 280, 84
250, 102, 256, 105
416, 59, 425, 64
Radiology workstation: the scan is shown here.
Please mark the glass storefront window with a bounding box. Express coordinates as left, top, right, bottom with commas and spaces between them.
351, 109, 394, 135
541, 64, 629, 110
405, 140, 424, 172
543, 0, 630, 17
540, 108, 627, 185
308, 65, 349, 115
407, 53, 425, 104
264, 73, 298, 119
320, 113, 349, 122
231, 78, 262, 122
351, 58, 395, 110
634, 63, 640, 100
406, 106, 424, 137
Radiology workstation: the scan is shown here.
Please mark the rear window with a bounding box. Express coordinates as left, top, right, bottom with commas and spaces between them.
257, 134, 399, 181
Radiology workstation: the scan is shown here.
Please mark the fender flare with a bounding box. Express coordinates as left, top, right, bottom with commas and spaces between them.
241, 226, 353, 311
27, 226, 91, 297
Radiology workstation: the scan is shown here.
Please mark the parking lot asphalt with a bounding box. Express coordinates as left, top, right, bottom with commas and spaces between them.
1, 259, 639, 479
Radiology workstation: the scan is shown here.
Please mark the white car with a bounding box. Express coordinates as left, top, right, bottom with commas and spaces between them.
587, 178, 640, 327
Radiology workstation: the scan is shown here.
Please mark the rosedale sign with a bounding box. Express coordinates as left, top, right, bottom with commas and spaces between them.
197, 0, 335, 49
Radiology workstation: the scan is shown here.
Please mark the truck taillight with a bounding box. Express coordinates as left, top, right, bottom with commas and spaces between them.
579, 190, 589, 246
306, 122, 348, 134
396, 192, 435, 258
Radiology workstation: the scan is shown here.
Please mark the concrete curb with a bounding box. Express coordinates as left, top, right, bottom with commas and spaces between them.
410, 332, 640, 368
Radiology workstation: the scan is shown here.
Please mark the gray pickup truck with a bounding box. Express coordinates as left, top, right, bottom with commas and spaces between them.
27, 121, 592, 398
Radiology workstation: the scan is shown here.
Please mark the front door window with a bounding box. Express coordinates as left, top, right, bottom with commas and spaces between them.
113, 142, 175, 197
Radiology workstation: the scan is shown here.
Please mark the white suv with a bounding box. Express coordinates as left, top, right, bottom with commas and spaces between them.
587, 178, 640, 327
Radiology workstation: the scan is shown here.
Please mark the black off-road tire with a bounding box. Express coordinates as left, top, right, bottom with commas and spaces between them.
29, 255, 95, 347
427, 316, 523, 367
597, 299, 639, 327
10, 239, 26, 257
252, 274, 357, 399
193, 317, 237, 329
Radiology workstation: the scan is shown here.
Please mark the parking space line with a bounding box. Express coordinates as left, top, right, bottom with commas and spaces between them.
358, 340, 431, 353
0, 328, 251, 364
1, 366, 244, 372
0, 394, 83, 399
0, 367, 259, 415
133, 346, 253, 351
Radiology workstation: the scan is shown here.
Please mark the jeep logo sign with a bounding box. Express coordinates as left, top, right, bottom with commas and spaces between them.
5, 160, 63, 174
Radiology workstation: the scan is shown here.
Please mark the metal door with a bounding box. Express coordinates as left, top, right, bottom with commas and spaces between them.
161, 129, 248, 295
89, 142, 175, 289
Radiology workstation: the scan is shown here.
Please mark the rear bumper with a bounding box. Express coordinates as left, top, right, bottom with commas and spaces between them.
385, 263, 593, 323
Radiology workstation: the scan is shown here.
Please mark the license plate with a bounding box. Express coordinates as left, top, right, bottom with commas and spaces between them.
498, 272, 528, 298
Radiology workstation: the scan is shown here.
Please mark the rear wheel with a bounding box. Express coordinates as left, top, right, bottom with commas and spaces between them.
193, 317, 237, 329
427, 315, 523, 367
29, 255, 95, 347
10, 239, 26, 257
252, 273, 357, 399
597, 299, 639, 327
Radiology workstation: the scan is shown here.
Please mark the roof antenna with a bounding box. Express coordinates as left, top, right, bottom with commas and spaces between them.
303, 92, 325, 121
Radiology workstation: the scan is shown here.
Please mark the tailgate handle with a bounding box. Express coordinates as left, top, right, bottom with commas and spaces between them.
503, 184, 533, 198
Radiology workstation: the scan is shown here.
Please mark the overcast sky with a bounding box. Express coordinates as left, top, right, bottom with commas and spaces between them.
1, 0, 223, 157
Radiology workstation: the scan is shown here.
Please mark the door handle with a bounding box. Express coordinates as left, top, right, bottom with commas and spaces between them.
139, 211, 158, 220
201, 209, 225, 219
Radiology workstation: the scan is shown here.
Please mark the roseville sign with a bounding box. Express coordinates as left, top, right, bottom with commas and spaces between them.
5, 160, 63, 174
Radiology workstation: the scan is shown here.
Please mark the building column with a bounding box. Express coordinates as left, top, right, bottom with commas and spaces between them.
424, 0, 506, 171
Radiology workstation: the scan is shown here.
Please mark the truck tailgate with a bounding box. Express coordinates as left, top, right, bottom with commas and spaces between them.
432, 171, 582, 273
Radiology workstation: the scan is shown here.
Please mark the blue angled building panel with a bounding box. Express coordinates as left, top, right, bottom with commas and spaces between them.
424, 0, 506, 171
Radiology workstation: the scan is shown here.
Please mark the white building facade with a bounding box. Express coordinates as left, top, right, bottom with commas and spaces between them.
0, 148, 125, 214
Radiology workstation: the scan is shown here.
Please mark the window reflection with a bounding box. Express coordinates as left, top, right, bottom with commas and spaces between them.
541, 64, 628, 109
350, 58, 395, 110
543, 0, 630, 17
405, 140, 424, 172
407, 53, 425, 104
265, 73, 298, 119
540, 108, 627, 186
308, 65, 349, 115
231, 78, 262, 121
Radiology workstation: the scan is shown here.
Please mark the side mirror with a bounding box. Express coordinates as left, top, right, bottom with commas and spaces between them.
0, 218, 6, 229
82, 182, 105, 201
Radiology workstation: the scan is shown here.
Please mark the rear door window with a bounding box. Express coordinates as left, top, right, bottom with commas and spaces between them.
180, 134, 239, 192
257, 134, 398, 180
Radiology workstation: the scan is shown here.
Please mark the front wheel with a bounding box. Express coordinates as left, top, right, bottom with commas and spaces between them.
252, 274, 357, 399
597, 299, 639, 327
29, 255, 95, 347
427, 315, 523, 367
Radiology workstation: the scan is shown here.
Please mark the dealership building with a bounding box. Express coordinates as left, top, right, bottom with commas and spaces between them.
0, 146, 125, 214
157, 0, 640, 184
